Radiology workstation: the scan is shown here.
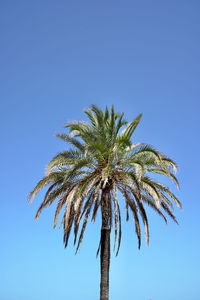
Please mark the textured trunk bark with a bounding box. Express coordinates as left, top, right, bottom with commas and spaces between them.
100, 189, 111, 300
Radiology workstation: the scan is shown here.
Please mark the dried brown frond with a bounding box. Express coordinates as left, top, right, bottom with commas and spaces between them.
53, 193, 69, 228
160, 192, 174, 209
113, 182, 118, 251
35, 183, 58, 220
116, 203, 121, 256
120, 187, 141, 249
91, 181, 102, 222
135, 198, 149, 247
142, 195, 167, 224
161, 201, 178, 224
64, 186, 79, 234
63, 205, 74, 248
125, 197, 129, 221
75, 197, 93, 253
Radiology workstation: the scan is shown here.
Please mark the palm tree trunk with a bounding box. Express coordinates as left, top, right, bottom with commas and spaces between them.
100, 189, 111, 300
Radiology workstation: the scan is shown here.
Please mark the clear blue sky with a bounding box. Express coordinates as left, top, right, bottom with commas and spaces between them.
1, 1, 200, 299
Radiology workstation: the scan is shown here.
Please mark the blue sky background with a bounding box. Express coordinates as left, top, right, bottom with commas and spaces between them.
1, 1, 200, 299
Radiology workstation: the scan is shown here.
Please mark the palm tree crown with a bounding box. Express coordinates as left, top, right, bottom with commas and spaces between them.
29, 105, 181, 256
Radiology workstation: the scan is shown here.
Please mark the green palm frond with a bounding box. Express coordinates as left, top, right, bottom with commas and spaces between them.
46, 150, 82, 175
56, 133, 85, 152
146, 167, 180, 189
161, 156, 178, 172
131, 145, 162, 163
119, 114, 142, 139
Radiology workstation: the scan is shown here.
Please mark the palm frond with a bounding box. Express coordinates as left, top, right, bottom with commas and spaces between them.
146, 167, 180, 189
28, 172, 62, 203
63, 205, 74, 248
154, 182, 182, 209
56, 133, 85, 152
113, 182, 118, 251
46, 150, 82, 175
116, 202, 122, 256
161, 156, 178, 173
119, 187, 141, 249
136, 200, 149, 247
140, 176, 161, 207
75, 194, 94, 253
119, 114, 142, 139
161, 201, 178, 224
35, 182, 58, 220
142, 194, 167, 224
91, 181, 102, 222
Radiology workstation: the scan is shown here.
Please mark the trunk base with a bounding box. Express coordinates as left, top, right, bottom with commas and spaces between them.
100, 228, 110, 300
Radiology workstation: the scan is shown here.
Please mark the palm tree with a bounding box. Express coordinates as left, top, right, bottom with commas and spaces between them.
29, 105, 181, 300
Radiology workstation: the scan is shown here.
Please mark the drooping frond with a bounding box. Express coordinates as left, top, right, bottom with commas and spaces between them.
131, 145, 162, 163
146, 167, 180, 189
142, 194, 167, 224
113, 182, 119, 251
161, 156, 178, 173
141, 176, 161, 208
75, 193, 94, 253
116, 203, 122, 256
152, 181, 182, 209
91, 181, 102, 222
35, 182, 58, 220
136, 200, 149, 247
28, 171, 63, 203
119, 187, 141, 249
160, 201, 178, 224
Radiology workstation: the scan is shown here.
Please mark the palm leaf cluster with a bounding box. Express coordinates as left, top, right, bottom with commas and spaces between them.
29, 105, 181, 255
